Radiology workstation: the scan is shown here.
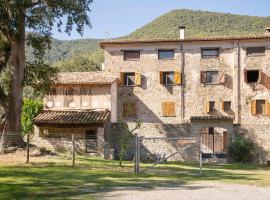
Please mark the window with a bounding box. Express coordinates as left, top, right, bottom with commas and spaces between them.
123, 103, 136, 117
120, 72, 141, 86
160, 71, 182, 85
123, 72, 135, 86
222, 101, 231, 112
201, 48, 219, 58
64, 87, 74, 107
201, 71, 225, 84
251, 99, 270, 115
246, 47, 265, 56
244, 70, 261, 83
208, 127, 214, 134
206, 101, 215, 113
162, 71, 174, 85
124, 51, 140, 60
162, 101, 176, 117
158, 50, 174, 59
49, 88, 56, 96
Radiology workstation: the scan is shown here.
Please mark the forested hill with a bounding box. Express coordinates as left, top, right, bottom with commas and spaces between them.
26, 9, 270, 67
126, 9, 270, 39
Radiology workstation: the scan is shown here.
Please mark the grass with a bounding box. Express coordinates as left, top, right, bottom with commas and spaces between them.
0, 153, 269, 199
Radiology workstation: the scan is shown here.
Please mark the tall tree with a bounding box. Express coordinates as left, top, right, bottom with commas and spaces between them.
0, 0, 92, 147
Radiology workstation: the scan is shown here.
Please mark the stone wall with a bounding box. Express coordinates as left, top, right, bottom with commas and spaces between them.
33, 125, 106, 156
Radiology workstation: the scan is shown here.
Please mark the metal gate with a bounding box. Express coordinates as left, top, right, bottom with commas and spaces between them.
201, 128, 227, 156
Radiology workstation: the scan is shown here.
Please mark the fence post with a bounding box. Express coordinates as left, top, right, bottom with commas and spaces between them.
26, 133, 30, 164
137, 137, 140, 173
199, 135, 202, 175
72, 134, 75, 167
134, 133, 138, 173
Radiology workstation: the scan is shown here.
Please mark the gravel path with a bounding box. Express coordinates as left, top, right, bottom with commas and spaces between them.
102, 182, 270, 200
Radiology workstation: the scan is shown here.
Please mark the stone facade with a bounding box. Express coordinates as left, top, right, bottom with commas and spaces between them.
101, 37, 270, 162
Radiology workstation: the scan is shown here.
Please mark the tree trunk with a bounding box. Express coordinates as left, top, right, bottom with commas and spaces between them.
2, 12, 26, 148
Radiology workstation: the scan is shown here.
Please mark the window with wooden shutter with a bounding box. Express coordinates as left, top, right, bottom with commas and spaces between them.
251, 100, 257, 115
135, 72, 141, 86
162, 101, 175, 117
205, 101, 215, 113
121, 72, 135, 86
174, 71, 182, 85
255, 100, 265, 115
123, 103, 136, 117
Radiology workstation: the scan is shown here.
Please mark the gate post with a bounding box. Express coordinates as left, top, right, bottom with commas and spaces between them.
199, 135, 202, 175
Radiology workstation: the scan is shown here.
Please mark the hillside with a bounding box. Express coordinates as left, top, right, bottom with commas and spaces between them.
126, 9, 270, 39
27, 9, 270, 69
26, 38, 102, 64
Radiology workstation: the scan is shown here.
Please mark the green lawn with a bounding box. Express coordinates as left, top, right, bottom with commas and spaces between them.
0, 155, 269, 199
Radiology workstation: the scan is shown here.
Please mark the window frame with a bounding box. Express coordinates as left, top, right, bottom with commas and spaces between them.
244, 69, 261, 84
223, 101, 231, 112
158, 49, 175, 60
123, 72, 136, 87
201, 48, 220, 58
246, 47, 265, 57
163, 71, 175, 85
209, 101, 215, 113
255, 99, 266, 115
123, 50, 140, 61
201, 71, 223, 84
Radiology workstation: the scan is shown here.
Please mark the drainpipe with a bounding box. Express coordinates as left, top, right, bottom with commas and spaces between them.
233, 41, 241, 124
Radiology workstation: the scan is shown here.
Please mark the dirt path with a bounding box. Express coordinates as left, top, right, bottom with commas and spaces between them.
102, 182, 270, 200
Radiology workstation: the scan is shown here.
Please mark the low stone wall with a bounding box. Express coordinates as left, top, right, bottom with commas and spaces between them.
110, 122, 200, 161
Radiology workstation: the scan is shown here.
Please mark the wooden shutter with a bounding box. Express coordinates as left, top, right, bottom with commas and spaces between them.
251, 100, 256, 115
174, 71, 182, 85
218, 72, 225, 84
258, 69, 262, 83
123, 103, 136, 117
120, 72, 124, 86
135, 72, 141, 86
265, 100, 270, 116
160, 71, 164, 84
244, 69, 247, 83
222, 101, 225, 111
205, 100, 210, 113
201, 71, 206, 83
162, 102, 175, 116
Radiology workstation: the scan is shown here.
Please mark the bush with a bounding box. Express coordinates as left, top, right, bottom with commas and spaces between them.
228, 135, 255, 163
21, 99, 43, 136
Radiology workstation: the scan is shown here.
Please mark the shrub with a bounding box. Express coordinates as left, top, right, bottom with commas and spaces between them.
228, 135, 255, 163
21, 99, 43, 136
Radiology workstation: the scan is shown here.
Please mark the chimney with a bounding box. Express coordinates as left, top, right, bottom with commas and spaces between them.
265, 27, 270, 35
179, 26, 185, 40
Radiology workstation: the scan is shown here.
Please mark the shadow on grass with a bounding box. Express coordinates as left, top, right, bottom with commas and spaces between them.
0, 157, 268, 199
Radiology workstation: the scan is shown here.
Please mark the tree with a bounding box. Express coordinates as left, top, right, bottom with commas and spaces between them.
0, 0, 92, 147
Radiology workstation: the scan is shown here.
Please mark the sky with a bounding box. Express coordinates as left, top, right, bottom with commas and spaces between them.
51, 0, 270, 40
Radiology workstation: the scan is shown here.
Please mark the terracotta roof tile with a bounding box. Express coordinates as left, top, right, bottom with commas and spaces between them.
55, 72, 118, 85
190, 116, 234, 121
34, 110, 110, 125
100, 34, 270, 48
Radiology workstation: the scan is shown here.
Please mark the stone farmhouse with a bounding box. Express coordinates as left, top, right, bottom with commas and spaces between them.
34, 27, 270, 162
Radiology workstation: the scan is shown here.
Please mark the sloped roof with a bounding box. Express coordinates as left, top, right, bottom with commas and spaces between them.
34, 110, 110, 125
100, 34, 270, 48
54, 72, 118, 85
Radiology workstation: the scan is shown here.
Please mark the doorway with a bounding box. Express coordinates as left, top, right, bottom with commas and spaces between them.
85, 129, 98, 153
